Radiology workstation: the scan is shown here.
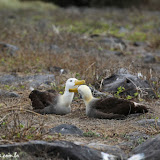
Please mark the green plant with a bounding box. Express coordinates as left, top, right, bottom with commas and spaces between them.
75, 73, 81, 79
19, 124, 24, 129
17, 133, 21, 138
125, 92, 140, 100
1, 135, 6, 139
127, 31, 147, 41
139, 98, 144, 102
134, 92, 139, 97
2, 122, 6, 125
126, 95, 133, 100
4, 85, 16, 91
20, 85, 25, 89
47, 135, 53, 140
137, 137, 146, 144
83, 131, 99, 137
114, 86, 125, 98
4, 85, 10, 90
26, 135, 33, 139
59, 91, 63, 95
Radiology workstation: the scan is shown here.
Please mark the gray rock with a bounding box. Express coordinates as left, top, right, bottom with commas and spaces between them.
0, 74, 19, 84
26, 74, 55, 88
133, 41, 146, 47
49, 44, 62, 53
49, 124, 83, 136
152, 65, 160, 74
102, 68, 156, 98
118, 141, 134, 149
0, 74, 55, 89
117, 68, 130, 74
105, 50, 124, 56
143, 55, 156, 63
155, 50, 160, 55
37, 19, 48, 31
158, 27, 160, 33
99, 37, 126, 50
119, 27, 128, 33
48, 66, 67, 74
0, 42, 19, 56
89, 86, 110, 98
0, 140, 119, 160
0, 89, 20, 98
137, 119, 160, 127
129, 134, 160, 160
125, 132, 150, 145
87, 143, 127, 159
5, 91, 20, 98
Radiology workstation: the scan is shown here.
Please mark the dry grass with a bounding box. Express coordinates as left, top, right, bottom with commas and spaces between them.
0, 0, 160, 155
0, 92, 160, 154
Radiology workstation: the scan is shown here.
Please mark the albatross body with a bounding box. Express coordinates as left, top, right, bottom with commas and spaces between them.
29, 78, 85, 115
70, 85, 148, 119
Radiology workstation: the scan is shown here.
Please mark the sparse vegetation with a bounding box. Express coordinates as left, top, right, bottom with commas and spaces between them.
114, 86, 125, 98
0, 0, 160, 157
83, 131, 100, 137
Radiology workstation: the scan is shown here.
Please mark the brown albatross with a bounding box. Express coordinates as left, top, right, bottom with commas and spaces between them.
29, 78, 85, 115
70, 85, 148, 119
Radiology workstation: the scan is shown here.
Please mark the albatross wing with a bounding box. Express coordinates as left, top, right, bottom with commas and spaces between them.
29, 89, 58, 114
91, 97, 148, 116
77, 85, 148, 119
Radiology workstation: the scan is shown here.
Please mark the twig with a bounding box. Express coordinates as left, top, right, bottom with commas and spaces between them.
0, 140, 14, 144
100, 78, 104, 90
126, 77, 149, 97
85, 62, 96, 73
0, 107, 46, 117
0, 113, 12, 124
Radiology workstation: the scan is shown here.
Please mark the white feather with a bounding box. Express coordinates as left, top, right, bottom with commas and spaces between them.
128, 153, 145, 160
101, 152, 117, 160
29, 86, 34, 91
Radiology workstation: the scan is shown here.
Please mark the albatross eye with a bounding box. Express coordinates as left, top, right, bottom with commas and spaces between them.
70, 80, 72, 82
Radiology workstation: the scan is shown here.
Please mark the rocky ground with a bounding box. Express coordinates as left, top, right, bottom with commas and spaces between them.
0, 0, 160, 159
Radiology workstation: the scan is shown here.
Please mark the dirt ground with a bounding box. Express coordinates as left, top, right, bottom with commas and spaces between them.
1, 91, 160, 154
0, 0, 160, 156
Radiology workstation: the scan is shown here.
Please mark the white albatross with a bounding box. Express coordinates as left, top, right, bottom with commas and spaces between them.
29, 78, 85, 115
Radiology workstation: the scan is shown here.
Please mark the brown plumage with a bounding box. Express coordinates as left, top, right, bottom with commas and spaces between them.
70, 85, 148, 119
88, 97, 148, 119
29, 90, 58, 114
29, 78, 85, 115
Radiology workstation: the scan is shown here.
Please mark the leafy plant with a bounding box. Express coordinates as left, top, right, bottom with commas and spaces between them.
75, 73, 81, 79
134, 92, 139, 97
126, 95, 133, 100
26, 135, 33, 139
114, 86, 125, 98
1, 135, 6, 139
127, 31, 147, 41
83, 131, 100, 137
137, 137, 146, 145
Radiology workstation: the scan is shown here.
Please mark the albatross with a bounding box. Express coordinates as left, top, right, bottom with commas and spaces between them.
29, 78, 85, 115
70, 85, 148, 119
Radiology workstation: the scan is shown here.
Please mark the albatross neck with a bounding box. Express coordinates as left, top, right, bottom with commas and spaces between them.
83, 95, 93, 104
62, 88, 74, 103
63, 89, 74, 97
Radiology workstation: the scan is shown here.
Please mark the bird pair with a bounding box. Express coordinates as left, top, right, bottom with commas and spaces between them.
29, 78, 148, 119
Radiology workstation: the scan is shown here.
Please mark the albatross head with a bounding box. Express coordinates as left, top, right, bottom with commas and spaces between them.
78, 85, 93, 102
65, 78, 85, 92
59, 78, 85, 109
70, 85, 93, 103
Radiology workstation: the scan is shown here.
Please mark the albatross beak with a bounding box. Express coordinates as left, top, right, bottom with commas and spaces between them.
69, 88, 78, 93
74, 80, 85, 86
